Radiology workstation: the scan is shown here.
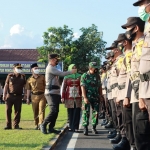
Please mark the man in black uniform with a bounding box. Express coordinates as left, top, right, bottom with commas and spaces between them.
3, 63, 26, 130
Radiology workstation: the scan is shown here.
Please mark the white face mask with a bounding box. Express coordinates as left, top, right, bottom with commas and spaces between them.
15, 68, 22, 74
33, 69, 40, 74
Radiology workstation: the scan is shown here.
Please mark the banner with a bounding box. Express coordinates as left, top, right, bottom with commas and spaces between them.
0, 61, 46, 74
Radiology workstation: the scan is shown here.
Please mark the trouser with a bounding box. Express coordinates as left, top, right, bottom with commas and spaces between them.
82, 100, 99, 127
44, 94, 61, 129
135, 99, 150, 150
99, 95, 106, 113
68, 103, 81, 130
110, 99, 117, 128
67, 108, 70, 123
31, 94, 46, 126
6, 94, 22, 127
107, 100, 112, 119
124, 104, 134, 145
116, 100, 123, 132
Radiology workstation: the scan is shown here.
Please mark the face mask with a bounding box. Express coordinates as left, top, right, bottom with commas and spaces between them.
125, 27, 136, 41
109, 51, 114, 57
117, 43, 124, 51
138, 3, 150, 21
33, 69, 40, 74
15, 68, 22, 74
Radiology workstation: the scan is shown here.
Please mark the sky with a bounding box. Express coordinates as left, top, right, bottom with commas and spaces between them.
0, 0, 138, 49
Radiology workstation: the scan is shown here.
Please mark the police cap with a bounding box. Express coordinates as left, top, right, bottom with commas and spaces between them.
105, 42, 118, 50
133, 0, 144, 6
13, 63, 23, 68
89, 62, 99, 69
49, 53, 60, 60
121, 17, 145, 29
115, 33, 127, 43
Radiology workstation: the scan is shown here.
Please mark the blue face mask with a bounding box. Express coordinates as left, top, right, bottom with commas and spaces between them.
138, 3, 150, 22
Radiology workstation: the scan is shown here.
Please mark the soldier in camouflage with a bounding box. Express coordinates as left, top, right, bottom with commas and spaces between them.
80, 62, 103, 136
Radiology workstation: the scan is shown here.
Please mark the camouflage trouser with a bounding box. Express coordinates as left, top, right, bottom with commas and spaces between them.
82, 99, 99, 127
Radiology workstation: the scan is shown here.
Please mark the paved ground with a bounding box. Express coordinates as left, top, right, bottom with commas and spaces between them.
53, 120, 113, 150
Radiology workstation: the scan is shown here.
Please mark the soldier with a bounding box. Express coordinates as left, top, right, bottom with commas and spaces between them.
81, 62, 103, 136
133, 1, 150, 149
40, 54, 76, 134
25, 63, 46, 130
122, 16, 145, 150
3, 63, 26, 130
112, 34, 132, 150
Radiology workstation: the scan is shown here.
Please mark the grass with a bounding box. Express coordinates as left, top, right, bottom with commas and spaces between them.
0, 103, 67, 150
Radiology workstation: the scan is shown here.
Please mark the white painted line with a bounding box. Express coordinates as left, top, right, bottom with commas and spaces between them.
66, 123, 82, 150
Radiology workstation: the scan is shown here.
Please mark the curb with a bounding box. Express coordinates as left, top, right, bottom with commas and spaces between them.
42, 124, 69, 150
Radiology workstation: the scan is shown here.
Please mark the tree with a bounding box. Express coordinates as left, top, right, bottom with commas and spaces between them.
37, 24, 106, 72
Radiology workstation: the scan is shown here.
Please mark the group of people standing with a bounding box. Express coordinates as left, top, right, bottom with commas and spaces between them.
99, 1, 150, 150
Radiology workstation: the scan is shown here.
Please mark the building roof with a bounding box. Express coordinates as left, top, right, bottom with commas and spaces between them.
0, 49, 39, 61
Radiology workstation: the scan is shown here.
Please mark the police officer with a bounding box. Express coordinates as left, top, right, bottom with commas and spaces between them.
40, 54, 76, 134
81, 62, 103, 136
26, 63, 46, 130
122, 16, 145, 150
3, 63, 26, 130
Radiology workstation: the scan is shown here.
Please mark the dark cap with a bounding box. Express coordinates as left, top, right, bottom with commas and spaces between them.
105, 42, 118, 50
31, 63, 38, 69
121, 17, 145, 29
49, 53, 60, 60
13, 63, 23, 68
115, 33, 127, 43
89, 62, 99, 68
133, 0, 144, 6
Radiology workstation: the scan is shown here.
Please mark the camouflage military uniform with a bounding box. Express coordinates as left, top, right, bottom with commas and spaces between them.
81, 71, 101, 127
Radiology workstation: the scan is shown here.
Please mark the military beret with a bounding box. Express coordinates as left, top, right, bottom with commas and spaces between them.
13, 63, 23, 68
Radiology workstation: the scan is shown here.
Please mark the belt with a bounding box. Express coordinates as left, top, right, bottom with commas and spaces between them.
140, 72, 150, 82
118, 84, 125, 90
110, 83, 118, 90
32, 92, 44, 95
45, 85, 60, 90
130, 72, 140, 81
9, 93, 22, 96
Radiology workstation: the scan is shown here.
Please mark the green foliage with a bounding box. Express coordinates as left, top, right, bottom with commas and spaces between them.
0, 104, 67, 150
37, 24, 107, 72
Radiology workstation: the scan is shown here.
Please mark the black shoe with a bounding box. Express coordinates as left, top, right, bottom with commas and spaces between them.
92, 128, 98, 134
112, 137, 130, 150
107, 131, 117, 138
104, 121, 113, 129
48, 128, 61, 134
14, 126, 22, 129
101, 119, 108, 126
110, 133, 121, 144
108, 129, 116, 134
4, 126, 12, 130
40, 123, 47, 134
83, 126, 88, 136
68, 128, 73, 132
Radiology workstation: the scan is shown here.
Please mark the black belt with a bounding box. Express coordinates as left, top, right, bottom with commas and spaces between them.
9, 93, 22, 96
118, 84, 125, 90
140, 72, 150, 82
32, 92, 44, 95
45, 85, 60, 90
110, 83, 118, 90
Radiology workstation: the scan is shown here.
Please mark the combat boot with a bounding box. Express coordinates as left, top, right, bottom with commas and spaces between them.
40, 122, 47, 134
101, 119, 108, 126
92, 125, 98, 134
110, 132, 121, 144
112, 137, 130, 150
104, 121, 113, 128
107, 130, 117, 138
83, 126, 88, 136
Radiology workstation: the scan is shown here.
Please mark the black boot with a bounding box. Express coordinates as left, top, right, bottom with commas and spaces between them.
104, 121, 113, 128
40, 122, 47, 134
107, 130, 117, 138
83, 126, 88, 136
112, 137, 130, 150
101, 119, 108, 126
99, 112, 105, 119
92, 125, 98, 134
110, 133, 121, 144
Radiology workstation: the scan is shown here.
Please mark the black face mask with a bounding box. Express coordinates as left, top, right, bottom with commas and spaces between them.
125, 27, 136, 41
55, 60, 59, 65
94, 68, 98, 73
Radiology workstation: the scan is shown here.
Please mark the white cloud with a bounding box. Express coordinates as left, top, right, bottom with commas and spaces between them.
73, 32, 80, 39
0, 44, 11, 48
10, 24, 24, 36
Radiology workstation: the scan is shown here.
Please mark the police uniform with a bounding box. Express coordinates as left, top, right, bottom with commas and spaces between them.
26, 63, 46, 129
4, 63, 26, 129
81, 62, 101, 134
